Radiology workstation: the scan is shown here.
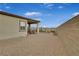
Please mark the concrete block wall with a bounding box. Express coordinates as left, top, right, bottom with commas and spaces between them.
56, 15, 79, 55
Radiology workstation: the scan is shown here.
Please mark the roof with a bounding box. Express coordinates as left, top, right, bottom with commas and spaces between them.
57, 15, 79, 28
0, 11, 40, 24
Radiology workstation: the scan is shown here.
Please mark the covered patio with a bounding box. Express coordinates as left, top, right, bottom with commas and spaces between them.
27, 19, 40, 34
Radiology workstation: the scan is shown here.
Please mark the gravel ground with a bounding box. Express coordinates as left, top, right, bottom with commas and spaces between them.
0, 33, 67, 56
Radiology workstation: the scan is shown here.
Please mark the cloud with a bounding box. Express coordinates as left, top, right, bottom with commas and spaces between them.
40, 3, 54, 9
46, 4, 54, 7
24, 12, 42, 17
47, 14, 53, 16
73, 12, 79, 16
58, 6, 63, 9
5, 6, 10, 9
43, 25, 47, 28
0, 9, 3, 11
46, 4, 54, 9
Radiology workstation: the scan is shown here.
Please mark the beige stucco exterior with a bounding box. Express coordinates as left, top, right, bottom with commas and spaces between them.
0, 14, 28, 40
56, 15, 79, 55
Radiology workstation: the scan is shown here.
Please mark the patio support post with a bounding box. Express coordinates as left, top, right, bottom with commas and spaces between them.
28, 23, 31, 34
36, 23, 39, 34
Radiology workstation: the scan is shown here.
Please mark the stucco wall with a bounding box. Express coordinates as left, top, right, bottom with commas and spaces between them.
0, 14, 27, 40
56, 16, 79, 55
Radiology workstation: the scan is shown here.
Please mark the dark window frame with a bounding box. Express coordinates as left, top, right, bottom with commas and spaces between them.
19, 20, 26, 32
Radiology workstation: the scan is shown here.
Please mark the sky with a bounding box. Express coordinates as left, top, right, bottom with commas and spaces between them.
0, 3, 79, 28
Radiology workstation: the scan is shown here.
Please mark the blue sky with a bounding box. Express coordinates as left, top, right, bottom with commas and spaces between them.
0, 3, 79, 28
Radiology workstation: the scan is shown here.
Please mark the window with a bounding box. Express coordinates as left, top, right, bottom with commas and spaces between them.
19, 21, 26, 32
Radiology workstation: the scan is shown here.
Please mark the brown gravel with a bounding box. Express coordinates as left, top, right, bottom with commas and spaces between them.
0, 33, 68, 56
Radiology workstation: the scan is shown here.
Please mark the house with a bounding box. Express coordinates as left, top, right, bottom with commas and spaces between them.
0, 11, 40, 40
56, 15, 79, 55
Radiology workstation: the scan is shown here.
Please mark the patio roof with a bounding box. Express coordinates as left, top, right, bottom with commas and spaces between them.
0, 11, 40, 24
